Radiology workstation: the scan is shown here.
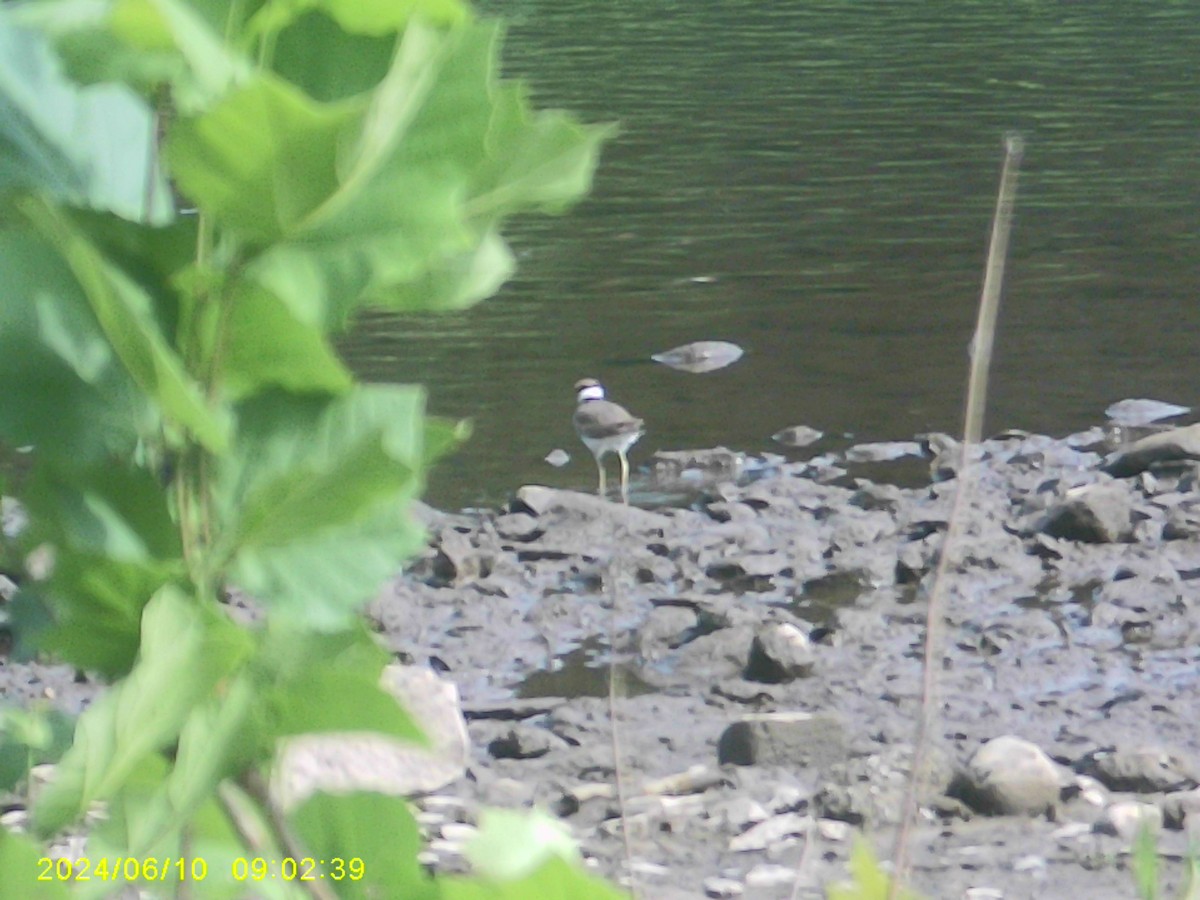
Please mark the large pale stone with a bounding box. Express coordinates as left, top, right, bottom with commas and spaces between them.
273, 664, 468, 810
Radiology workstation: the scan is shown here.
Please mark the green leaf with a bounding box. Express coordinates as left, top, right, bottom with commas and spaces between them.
221, 283, 354, 399
466, 809, 582, 882
167, 72, 359, 244
441, 856, 628, 900
11, 557, 174, 677
1132, 822, 1159, 900
0, 6, 172, 222
0, 703, 75, 793
32, 586, 253, 836
116, 674, 261, 856
199, 20, 609, 326
827, 838, 924, 900
270, 10, 398, 102
218, 385, 429, 630
20, 197, 230, 452
264, 667, 425, 743
111, 0, 250, 108
291, 791, 435, 900
0, 828, 71, 900
0, 229, 153, 461
249, 0, 468, 41
13, 458, 181, 676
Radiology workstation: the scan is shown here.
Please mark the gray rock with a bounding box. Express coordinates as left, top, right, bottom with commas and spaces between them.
744, 622, 815, 683
717, 711, 846, 770
772, 425, 823, 448
744, 863, 797, 888
1161, 787, 1200, 829
1038, 483, 1133, 543
950, 735, 1066, 817
474, 721, 568, 760
1104, 423, 1200, 477
703, 876, 745, 898
844, 441, 923, 463
818, 743, 954, 827
1104, 398, 1190, 427
493, 512, 543, 542
651, 340, 744, 373
273, 665, 469, 810
637, 605, 700, 662
1078, 747, 1199, 793
1096, 800, 1163, 839
728, 812, 811, 852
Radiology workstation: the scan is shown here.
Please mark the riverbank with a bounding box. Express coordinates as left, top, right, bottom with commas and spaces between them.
6, 421, 1200, 897
380, 422, 1200, 898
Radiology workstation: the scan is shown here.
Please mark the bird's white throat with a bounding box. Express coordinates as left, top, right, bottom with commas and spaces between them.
577, 383, 606, 402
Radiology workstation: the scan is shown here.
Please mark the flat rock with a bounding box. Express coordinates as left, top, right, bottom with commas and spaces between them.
772, 425, 823, 448
717, 711, 846, 770
1104, 398, 1190, 427
1103, 423, 1200, 477
1077, 746, 1199, 793
651, 340, 745, 373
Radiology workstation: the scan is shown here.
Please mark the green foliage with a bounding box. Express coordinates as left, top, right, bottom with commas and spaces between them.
827, 839, 924, 900
0, 703, 75, 795
1131, 824, 1200, 900
0, 0, 615, 896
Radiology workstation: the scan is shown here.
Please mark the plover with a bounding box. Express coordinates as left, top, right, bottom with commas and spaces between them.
573, 378, 644, 503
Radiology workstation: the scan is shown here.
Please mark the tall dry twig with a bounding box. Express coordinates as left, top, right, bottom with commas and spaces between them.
887, 134, 1025, 897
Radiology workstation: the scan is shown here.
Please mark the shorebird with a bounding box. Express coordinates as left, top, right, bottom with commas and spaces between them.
573, 378, 644, 503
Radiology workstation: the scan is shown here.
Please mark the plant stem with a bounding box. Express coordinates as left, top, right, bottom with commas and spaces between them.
887, 134, 1024, 898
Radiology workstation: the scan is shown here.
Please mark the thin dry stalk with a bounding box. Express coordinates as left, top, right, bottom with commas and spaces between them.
606, 541, 639, 898
886, 134, 1024, 897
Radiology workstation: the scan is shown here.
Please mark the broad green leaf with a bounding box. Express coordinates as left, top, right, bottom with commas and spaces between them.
119, 674, 261, 855
218, 385, 429, 629
112, 0, 249, 107
0, 7, 172, 222
0, 703, 75, 794
466, 809, 581, 882
264, 666, 425, 743
271, 10, 398, 102
424, 415, 472, 467
82, 760, 289, 900
827, 838, 924, 900
0, 828, 71, 900
291, 791, 434, 900
232, 433, 411, 550
231, 20, 606, 325
441, 856, 628, 900
221, 284, 353, 399
256, 617, 392, 682
26, 460, 179, 562
248, 0, 468, 41
13, 458, 181, 676
0, 229, 153, 461
20, 197, 230, 452
167, 73, 358, 244
32, 587, 253, 835
10, 557, 172, 677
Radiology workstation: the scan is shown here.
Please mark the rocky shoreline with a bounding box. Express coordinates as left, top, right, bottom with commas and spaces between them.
8, 418, 1200, 898
378, 420, 1200, 898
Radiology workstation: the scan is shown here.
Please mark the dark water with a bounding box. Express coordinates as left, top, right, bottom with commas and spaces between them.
344, 1, 1200, 510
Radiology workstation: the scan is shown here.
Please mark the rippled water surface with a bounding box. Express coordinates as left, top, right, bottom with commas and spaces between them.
343, 1, 1200, 509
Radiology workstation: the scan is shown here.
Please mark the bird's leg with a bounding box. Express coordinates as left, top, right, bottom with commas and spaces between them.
619, 450, 630, 504
596, 457, 607, 498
